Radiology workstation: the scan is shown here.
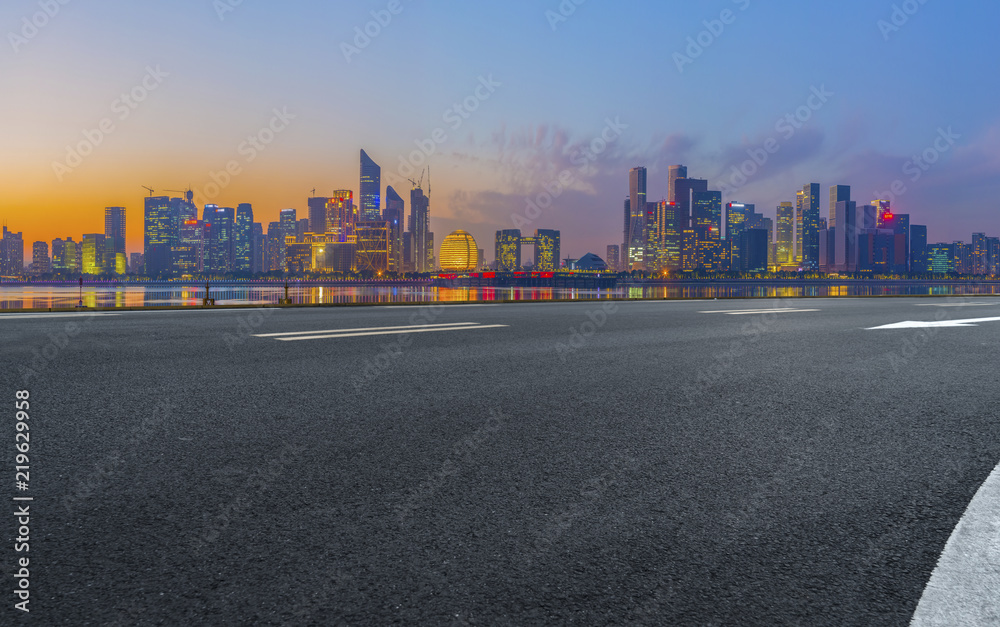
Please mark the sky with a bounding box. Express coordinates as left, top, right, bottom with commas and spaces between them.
2, 0, 999, 262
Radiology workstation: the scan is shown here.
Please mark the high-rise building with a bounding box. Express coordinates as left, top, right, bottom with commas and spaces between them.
0, 227, 24, 276
972, 232, 988, 275
532, 229, 561, 272
986, 237, 1000, 276
668, 165, 688, 205
360, 150, 382, 221
129, 252, 143, 275
266, 221, 285, 272
104, 207, 126, 259
308, 196, 329, 235
726, 203, 750, 241
606, 245, 620, 272
657, 201, 683, 270
692, 190, 722, 241
51, 239, 66, 273
495, 230, 521, 271
410, 186, 431, 273
627, 167, 647, 269
82, 234, 106, 276
910, 225, 928, 273
143, 196, 174, 276
798, 184, 820, 269
206, 207, 235, 274
674, 177, 709, 232
833, 200, 857, 272
829, 185, 850, 229
31, 241, 50, 275
234, 203, 253, 273
251, 222, 264, 274
296, 218, 310, 242
739, 229, 769, 273
328, 191, 356, 242
176, 220, 206, 274
776, 203, 794, 266
383, 186, 405, 274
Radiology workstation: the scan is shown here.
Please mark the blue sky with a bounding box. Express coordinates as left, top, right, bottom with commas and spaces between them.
2, 0, 997, 257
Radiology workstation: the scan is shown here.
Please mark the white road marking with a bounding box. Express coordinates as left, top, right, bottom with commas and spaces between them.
911, 460, 1000, 626
699, 308, 820, 315
868, 317, 1000, 330
273, 324, 509, 341
254, 322, 481, 338
0, 313, 121, 320
914, 303, 1000, 307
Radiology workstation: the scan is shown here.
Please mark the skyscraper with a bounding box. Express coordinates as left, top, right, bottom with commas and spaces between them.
657, 201, 683, 270
410, 186, 431, 273
31, 241, 50, 275
104, 207, 126, 258
355, 220, 390, 274
252, 222, 264, 274
829, 185, 850, 229
234, 203, 253, 273
627, 167, 647, 269
267, 221, 285, 272
328, 191, 356, 242
81, 234, 106, 276
910, 225, 928, 273
692, 190, 722, 240
360, 150, 382, 221
798, 184, 820, 269
606, 245, 620, 272
143, 196, 174, 276
206, 207, 235, 274
308, 195, 330, 235
495, 230, 521, 271
776, 202, 794, 266
383, 186, 405, 274
176, 220, 205, 274
532, 229, 561, 272
668, 165, 688, 205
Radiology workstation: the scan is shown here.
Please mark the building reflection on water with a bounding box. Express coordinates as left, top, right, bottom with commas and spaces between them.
2, 282, 1000, 310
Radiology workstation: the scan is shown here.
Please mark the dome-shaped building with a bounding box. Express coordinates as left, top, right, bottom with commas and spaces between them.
439, 230, 479, 272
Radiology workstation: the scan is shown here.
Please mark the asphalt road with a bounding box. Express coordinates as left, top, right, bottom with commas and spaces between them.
2, 296, 999, 626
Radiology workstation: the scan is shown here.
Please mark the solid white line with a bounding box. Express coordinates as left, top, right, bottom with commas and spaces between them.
698, 308, 820, 315
914, 303, 1000, 307
0, 313, 121, 320
275, 325, 509, 341
255, 322, 482, 338
911, 461, 1000, 626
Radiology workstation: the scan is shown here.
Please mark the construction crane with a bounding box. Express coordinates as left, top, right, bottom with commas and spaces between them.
141, 186, 155, 197
408, 168, 426, 190
165, 188, 194, 202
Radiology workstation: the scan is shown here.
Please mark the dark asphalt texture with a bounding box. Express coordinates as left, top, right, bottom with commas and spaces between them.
2, 297, 999, 626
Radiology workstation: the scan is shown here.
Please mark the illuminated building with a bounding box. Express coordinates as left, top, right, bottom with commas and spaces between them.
606, 245, 620, 272
829, 185, 850, 230
495, 230, 521, 271
63, 239, 79, 274
384, 186, 405, 273
644, 202, 659, 271
129, 252, 142, 275
523, 229, 560, 272
680, 229, 698, 271
928, 244, 954, 274
692, 190, 722, 241
668, 165, 687, 205
176, 220, 205, 273
82, 234, 106, 276
252, 222, 264, 274
726, 203, 748, 241
657, 201, 682, 270
284, 236, 312, 274
356, 221, 391, 274
972, 232, 988, 275
234, 204, 253, 273
266, 221, 285, 272
206, 207, 235, 274
32, 241, 50, 274
409, 186, 431, 273
51, 238, 66, 273
573, 253, 608, 272
874, 200, 892, 227
360, 150, 382, 221
280, 208, 297, 240
439, 230, 479, 272
104, 207, 126, 259
798, 183, 820, 269
627, 167, 647, 269
910, 225, 928, 272
328, 191, 356, 242
143, 196, 174, 276
776, 202, 794, 265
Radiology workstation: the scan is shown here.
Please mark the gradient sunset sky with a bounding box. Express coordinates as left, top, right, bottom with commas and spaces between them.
2, 0, 998, 262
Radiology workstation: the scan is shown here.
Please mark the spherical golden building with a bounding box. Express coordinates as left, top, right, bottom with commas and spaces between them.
439, 230, 479, 272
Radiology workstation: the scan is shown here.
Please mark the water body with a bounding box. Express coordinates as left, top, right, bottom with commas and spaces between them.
2, 281, 1000, 310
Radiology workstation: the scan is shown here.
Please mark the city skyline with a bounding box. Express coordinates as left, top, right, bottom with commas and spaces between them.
2, 1, 998, 261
